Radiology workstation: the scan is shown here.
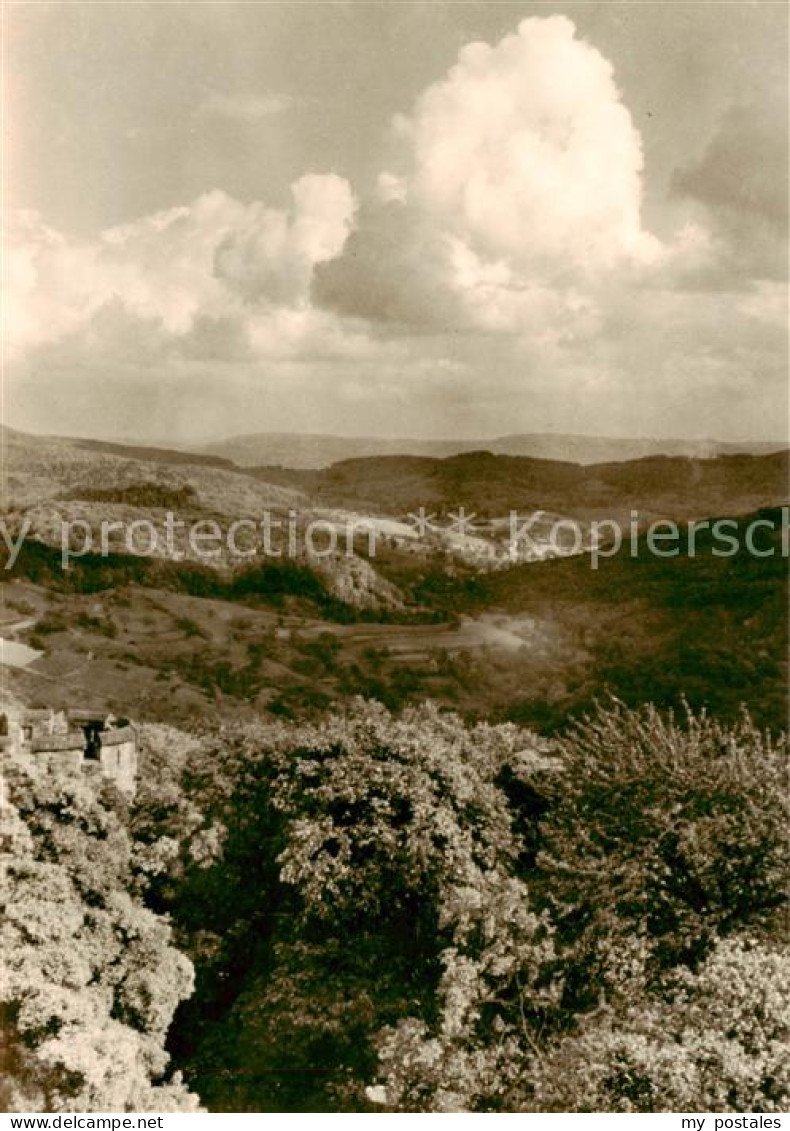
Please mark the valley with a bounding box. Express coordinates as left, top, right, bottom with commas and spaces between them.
2, 425, 787, 735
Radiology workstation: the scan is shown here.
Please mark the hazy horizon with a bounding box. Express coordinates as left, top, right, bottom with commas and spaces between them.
6, 419, 788, 453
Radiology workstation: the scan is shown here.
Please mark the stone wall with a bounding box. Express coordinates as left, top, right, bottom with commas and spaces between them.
99, 728, 138, 797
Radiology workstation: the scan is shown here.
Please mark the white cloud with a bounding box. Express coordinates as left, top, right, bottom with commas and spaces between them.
317, 16, 675, 336
214, 175, 357, 305
737, 281, 788, 327
672, 101, 788, 284
7, 176, 357, 361
402, 15, 664, 284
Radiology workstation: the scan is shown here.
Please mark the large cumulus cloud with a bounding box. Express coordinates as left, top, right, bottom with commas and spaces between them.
316, 15, 665, 335
404, 15, 661, 276
7, 175, 357, 362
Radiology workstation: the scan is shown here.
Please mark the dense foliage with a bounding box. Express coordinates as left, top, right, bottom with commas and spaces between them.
527, 939, 790, 1112
4, 693, 787, 1112
64, 482, 201, 510
124, 699, 788, 1112
1, 767, 201, 1113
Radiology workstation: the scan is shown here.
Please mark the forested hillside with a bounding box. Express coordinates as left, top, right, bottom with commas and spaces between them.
250, 450, 790, 520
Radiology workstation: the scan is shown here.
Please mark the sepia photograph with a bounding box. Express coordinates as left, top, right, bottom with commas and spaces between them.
1, 0, 788, 1117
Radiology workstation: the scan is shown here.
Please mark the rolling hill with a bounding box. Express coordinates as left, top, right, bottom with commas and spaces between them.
249, 448, 790, 523
189, 429, 788, 469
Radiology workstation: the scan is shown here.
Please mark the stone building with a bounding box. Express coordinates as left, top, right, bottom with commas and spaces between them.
0, 702, 138, 797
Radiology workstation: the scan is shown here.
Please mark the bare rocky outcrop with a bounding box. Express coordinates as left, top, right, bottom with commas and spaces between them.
307, 550, 403, 611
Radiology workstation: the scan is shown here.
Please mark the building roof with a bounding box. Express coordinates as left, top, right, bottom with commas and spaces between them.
23, 708, 55, 723
67, 709, 110, 725
101, 726, 137, 746
32, 734, 85, 754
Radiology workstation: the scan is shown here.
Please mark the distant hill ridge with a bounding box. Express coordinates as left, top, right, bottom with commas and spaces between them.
248, 448, 790, 521
189, 429, 788, 470
2, 425, 787, 525
3, 423, 785, 472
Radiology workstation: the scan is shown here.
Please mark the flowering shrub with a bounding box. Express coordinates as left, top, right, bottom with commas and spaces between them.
126, 698, 787, 1113
537, 702, 789, 1010
527, 938, 790, 1112
375, 871, 560, 1111
1, 768, 200, 1113
269, 700, 553, 922
370, 702, 789, 1111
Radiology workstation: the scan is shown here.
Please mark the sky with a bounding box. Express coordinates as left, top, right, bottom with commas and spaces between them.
5, 0, 788, 443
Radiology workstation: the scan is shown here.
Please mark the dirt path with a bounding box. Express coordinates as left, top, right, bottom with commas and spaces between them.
298, 612, 549, 658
